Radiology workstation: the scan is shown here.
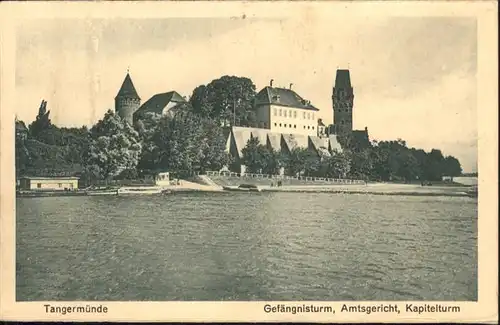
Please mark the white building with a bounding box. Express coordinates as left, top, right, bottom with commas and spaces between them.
254, 81, 321, 137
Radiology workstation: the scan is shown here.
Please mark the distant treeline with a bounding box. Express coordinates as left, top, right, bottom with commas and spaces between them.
15, 75, 463, 183
239, 133, 463, 182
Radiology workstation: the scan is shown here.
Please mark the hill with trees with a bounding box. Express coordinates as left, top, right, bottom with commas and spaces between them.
15, 75, 463, 184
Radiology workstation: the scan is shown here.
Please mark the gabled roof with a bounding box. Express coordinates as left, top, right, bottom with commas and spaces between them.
255, 86, 319, 111
328, 134, 343, 152
134, 91, 187, 116
266, 133, 281, 151
231, 127, 253, 158
115, 73, 140, 99
309, 136, 327, 152
250, 129, 268, 146
334, 69, 352, 88
281, 134, 298, 152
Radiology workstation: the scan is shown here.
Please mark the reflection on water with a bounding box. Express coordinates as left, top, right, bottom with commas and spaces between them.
16, 192, 477, 301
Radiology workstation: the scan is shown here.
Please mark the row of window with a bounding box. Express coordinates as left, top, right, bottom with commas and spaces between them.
334, 103, 352, 109
273, 108, 315, 120
274, 123, 315, 130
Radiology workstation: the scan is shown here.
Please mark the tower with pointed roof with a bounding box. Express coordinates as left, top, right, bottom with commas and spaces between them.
115, 72, 141, 125
332, 69, 354, 135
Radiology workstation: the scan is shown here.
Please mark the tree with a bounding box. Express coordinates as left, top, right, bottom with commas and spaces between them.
150, 109, 205, 177
442, 155, 462, 181
86, 110, 142, 180
347, 148, 373, 180
261, 148, 286, 175
189, 75, 257, 126
284, 147, 319, 177
241, 137, 267, 174
323, 150, 351, 178
197, 117, 232, 173
425, 149, 445, 181
135, 112, 163, 173
28, 100, 52, 137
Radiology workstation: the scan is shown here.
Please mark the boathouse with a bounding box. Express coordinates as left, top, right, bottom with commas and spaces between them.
18, 176, 79, 191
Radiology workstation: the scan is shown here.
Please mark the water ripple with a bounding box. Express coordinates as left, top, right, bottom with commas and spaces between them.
16, 193, 477, 301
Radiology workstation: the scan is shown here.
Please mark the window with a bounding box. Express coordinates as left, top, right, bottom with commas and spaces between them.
279, 123, 282, 127
289, 110, 292, 117
303, 126, 306, 129
303, 112, 306, 119
284, 124, 287, 127
294, 125, 296, 128
308, 126, 310, 129
307, 113, 311, 119
274, 108, 277, 116
274, 123, 277, 126
58, 183, 62, 188
293, 111, 297, 118
284, 110, 287, 117
37, 183, 41, 188
312, 126, 315, 130
312, 113, 315, 120
279, 109, 282, 116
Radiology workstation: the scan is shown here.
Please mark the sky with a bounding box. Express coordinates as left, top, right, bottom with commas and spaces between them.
15, 16, 477, 172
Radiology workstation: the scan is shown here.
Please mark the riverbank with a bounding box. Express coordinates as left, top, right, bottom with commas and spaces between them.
16, 180, 223, 198
222, 183, 477, 198
16, 181, 476, 198
265, 183, 477, 197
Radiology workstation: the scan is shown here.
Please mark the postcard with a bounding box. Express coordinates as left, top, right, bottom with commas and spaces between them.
0, 1, 497, 323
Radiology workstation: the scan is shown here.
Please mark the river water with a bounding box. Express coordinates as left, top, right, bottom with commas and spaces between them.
16, 192, 477, 301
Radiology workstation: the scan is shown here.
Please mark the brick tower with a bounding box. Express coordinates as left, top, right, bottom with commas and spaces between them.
332, 69, 354, 135
115, 72, 141, 125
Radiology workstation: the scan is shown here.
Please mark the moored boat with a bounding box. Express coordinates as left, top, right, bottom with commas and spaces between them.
86, 189, 118, 196
117, 186, 163, 195
222, 184, 262, 192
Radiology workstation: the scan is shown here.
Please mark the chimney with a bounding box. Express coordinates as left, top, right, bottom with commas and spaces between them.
270, 79, 274, 87
289, 83, 293, 90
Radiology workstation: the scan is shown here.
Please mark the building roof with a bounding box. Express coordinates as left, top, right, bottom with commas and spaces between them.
250, 129, 268, 146
328, 134, 343, 152
134, 91, 186, 116
20, 176, 80, 180
255, 86, 319, 111
231, 127, 254, 158
334, 69, 352, 88
266, 133, 281, 151
115, 73, 140, 100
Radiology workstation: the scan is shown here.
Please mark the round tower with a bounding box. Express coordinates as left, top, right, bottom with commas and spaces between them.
115, 72, 141, 125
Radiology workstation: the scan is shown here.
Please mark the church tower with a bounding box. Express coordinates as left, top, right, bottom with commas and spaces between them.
332, 69, 354, 135
115, 72, 141, 125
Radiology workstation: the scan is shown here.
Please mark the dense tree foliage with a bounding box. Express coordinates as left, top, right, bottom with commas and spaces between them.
142, 106, 231, 177
239, 133, 463, 183
189, 75, 257, 127
85, 110, 142, 180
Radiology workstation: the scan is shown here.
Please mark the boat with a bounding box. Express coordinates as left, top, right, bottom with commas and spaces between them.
117, 186, 163, 195
86, 189, 118, 196
222, 184, 262, 192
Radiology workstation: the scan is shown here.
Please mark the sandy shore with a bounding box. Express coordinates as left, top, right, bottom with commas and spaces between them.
258, 183, 475, 197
